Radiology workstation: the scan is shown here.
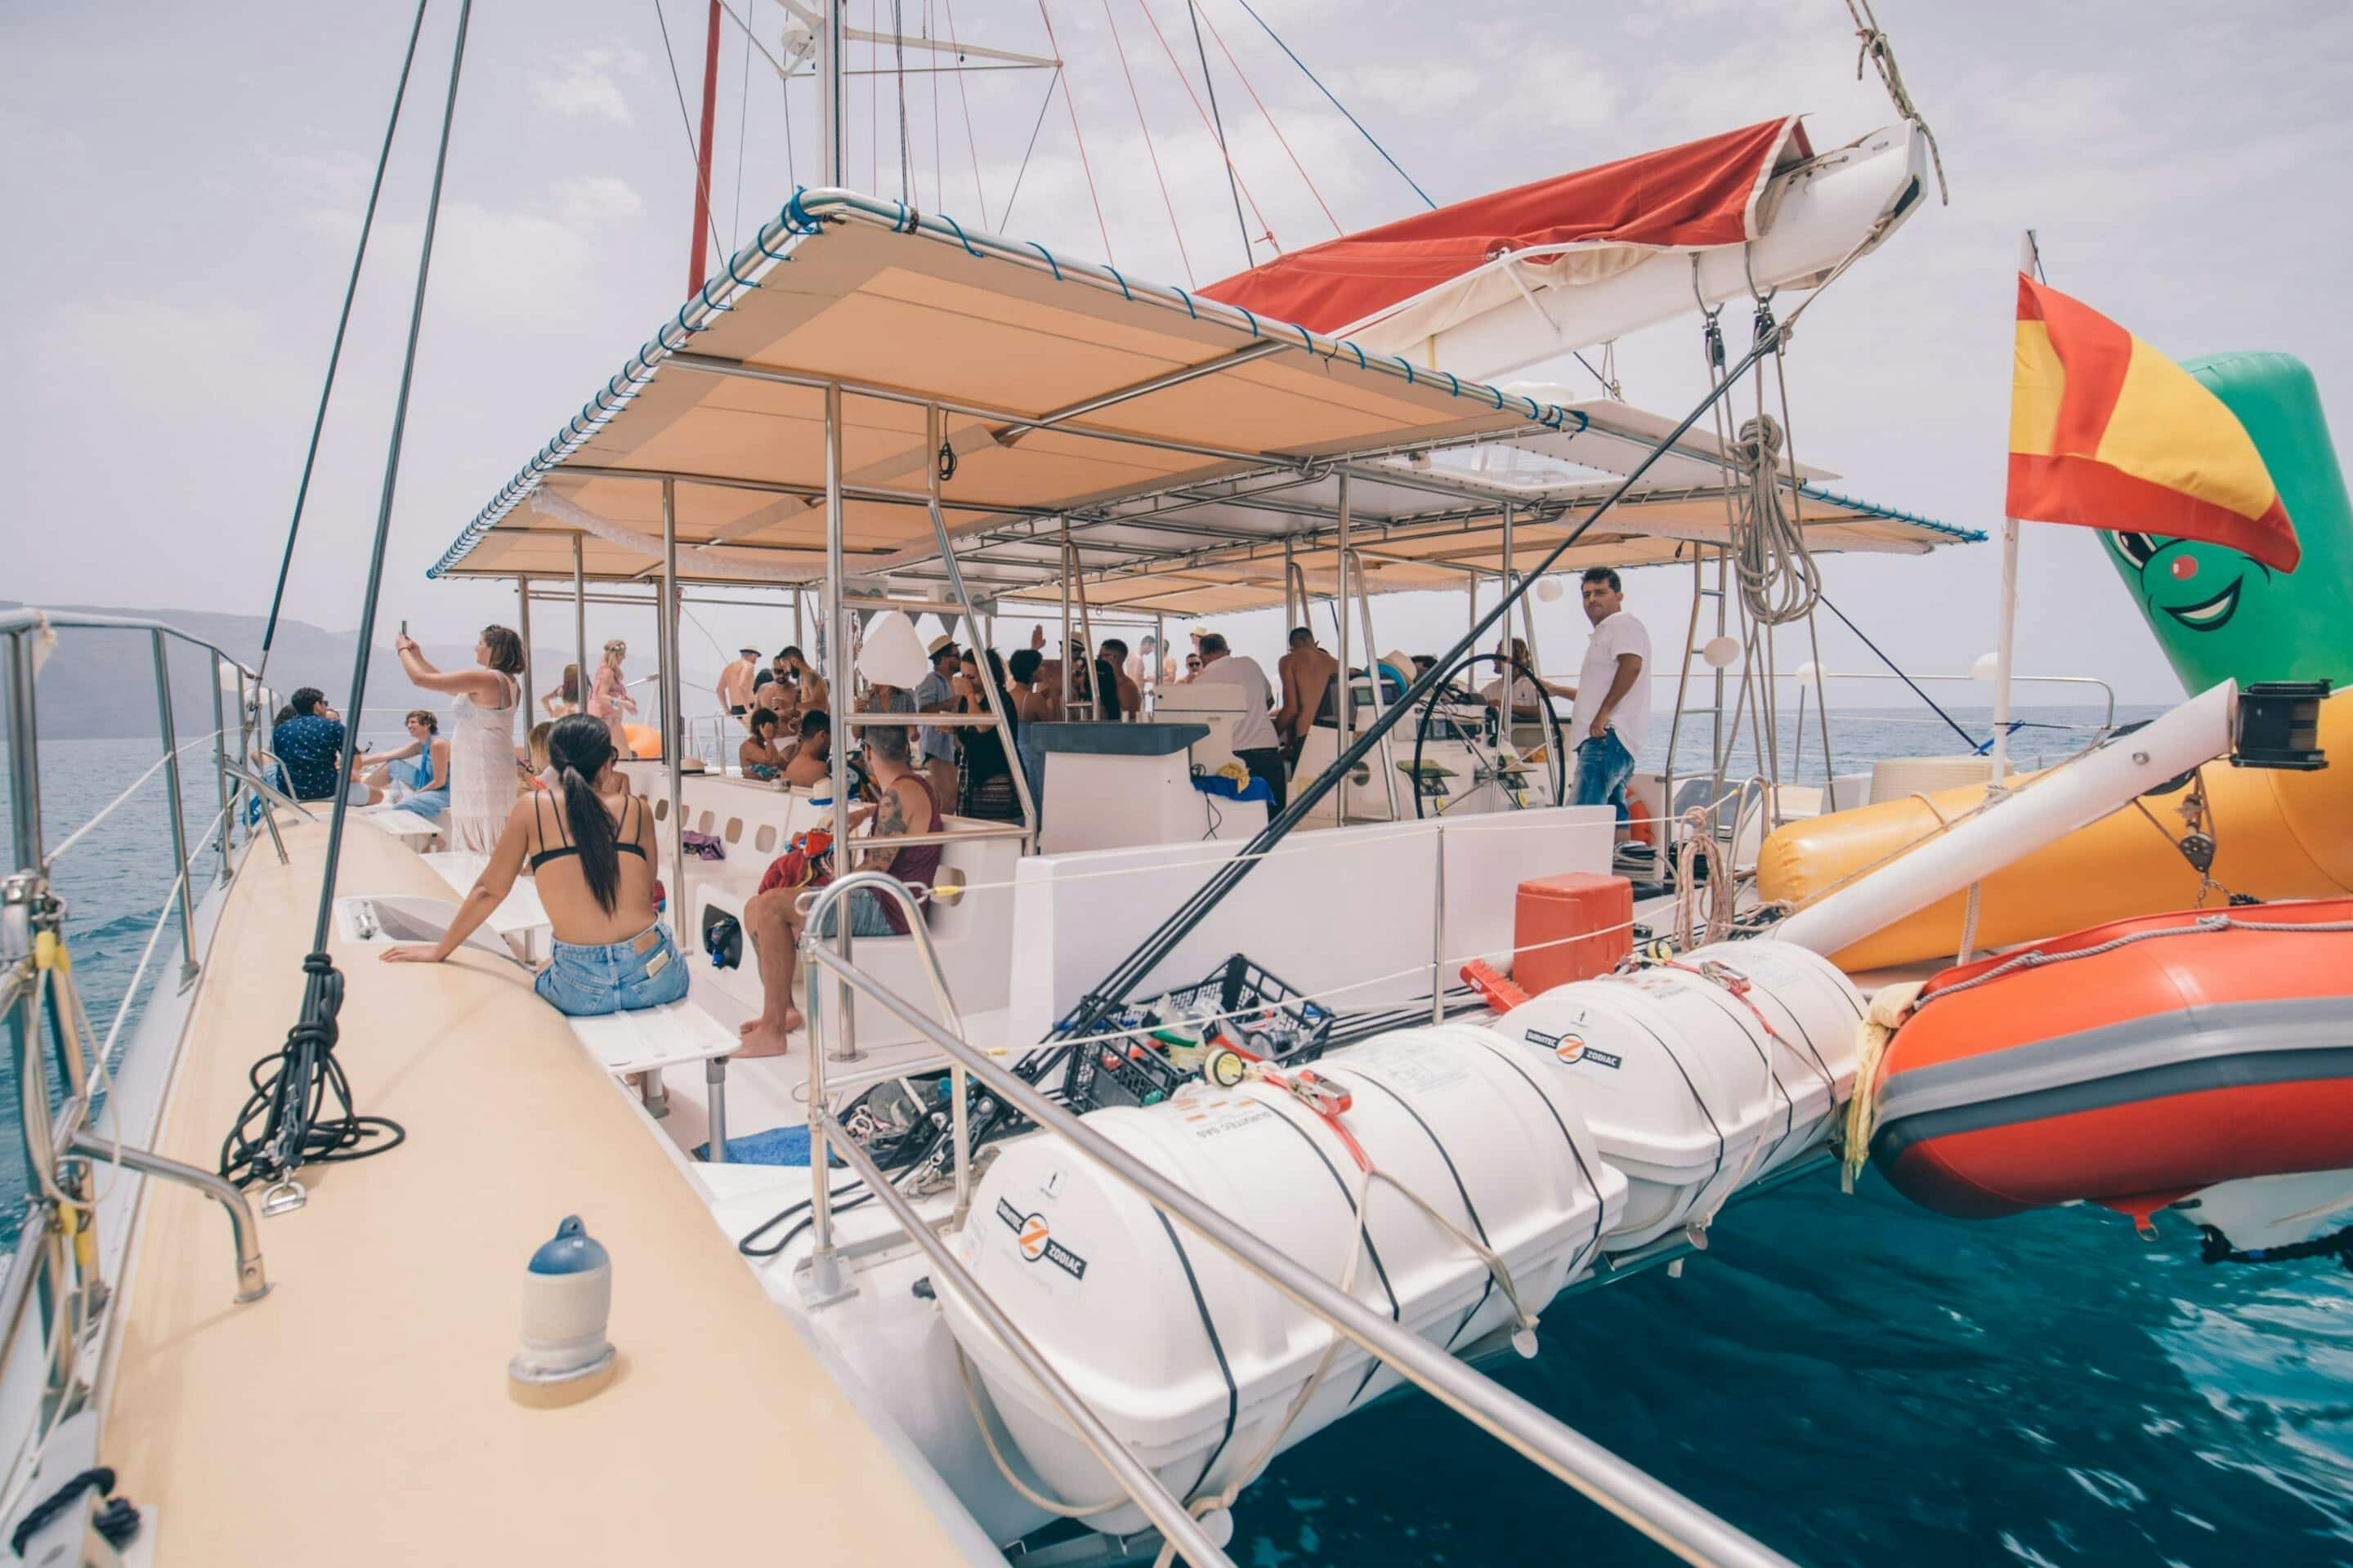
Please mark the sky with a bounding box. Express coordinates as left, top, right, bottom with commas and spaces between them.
6, 0, 2351, 723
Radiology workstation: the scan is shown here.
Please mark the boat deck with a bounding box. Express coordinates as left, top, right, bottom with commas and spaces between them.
99, 817, 994, 1563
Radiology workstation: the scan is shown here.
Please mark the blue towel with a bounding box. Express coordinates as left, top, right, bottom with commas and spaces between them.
1192, 771, 1272, 805
694, 1123, 845, 1166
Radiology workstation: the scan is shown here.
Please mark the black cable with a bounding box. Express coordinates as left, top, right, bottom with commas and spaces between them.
1186, 0, 1252, 269
1814, 593, 1986, 752
226, 0, 475, 1189
254, 0, 432, 685
1048, 324, 1795, 1048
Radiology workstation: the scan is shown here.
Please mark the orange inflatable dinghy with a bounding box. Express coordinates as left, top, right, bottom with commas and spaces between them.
1868, 897, 2353, 1226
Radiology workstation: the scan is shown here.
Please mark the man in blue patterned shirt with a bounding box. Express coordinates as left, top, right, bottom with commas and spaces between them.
270, 686, 351, 802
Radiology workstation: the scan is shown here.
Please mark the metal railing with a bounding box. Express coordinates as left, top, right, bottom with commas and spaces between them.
791, 872, 1798, 1568
0, 608, 289, 1524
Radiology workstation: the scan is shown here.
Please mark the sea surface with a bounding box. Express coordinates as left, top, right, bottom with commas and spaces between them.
5, 711, 2350, 1566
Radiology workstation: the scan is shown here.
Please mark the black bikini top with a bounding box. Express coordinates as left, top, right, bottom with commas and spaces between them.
529, 792, 651, 872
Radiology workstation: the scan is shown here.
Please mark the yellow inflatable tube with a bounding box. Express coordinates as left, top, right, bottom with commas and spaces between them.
1758, 689, 2353, 972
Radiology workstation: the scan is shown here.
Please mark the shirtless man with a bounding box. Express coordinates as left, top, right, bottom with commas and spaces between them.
737, 723, 938, 1052
1274, 627, 1340, 759
718, 646, 761, 729
780, 645, 827, 717
780, 709, 831, 787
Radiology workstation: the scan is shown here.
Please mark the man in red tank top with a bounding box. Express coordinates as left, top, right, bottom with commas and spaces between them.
737, 724, 942, 1056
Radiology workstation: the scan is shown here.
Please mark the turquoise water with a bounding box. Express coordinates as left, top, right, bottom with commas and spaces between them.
7, 716, 2351, 1564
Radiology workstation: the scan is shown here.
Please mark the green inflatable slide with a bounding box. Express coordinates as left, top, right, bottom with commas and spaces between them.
2100, 351, 2353, 693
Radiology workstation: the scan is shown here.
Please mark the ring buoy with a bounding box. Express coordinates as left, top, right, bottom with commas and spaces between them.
1868, 896, 2353, 1228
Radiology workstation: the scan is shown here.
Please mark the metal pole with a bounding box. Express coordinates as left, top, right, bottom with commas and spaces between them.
150, 632, 198, 983
824, 379, 858, 1063
813, 1104, 1236, 1567
6, 631, 42, 872
209, 654, 232, 885
572, 534, 588, 718
924, 404, 1036, 850
660, 479, 687, 954
516, 571, 535, 738
793, 587, 805, 654
1058, 521, 1074, 718
820, 0, 844, 184
1335, 471, 1351, 825
1429, 825, 1447, 1024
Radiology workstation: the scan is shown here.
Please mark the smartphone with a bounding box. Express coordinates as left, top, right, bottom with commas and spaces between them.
400, 619, 408, 637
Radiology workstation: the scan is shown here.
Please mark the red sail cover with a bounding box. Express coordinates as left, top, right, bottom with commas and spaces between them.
1198, 118, 1810, 334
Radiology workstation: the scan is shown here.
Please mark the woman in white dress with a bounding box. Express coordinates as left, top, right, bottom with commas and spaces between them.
393, 625, 523, 852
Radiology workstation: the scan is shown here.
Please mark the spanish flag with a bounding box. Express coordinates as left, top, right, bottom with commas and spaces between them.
2008, 275, 2298, 571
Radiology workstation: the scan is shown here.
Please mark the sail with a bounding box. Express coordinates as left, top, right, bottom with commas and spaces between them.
1199, 118, 1809, 332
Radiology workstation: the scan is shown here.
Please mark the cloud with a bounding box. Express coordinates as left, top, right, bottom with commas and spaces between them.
529, 46, 642, 124
552, 175, 646, 227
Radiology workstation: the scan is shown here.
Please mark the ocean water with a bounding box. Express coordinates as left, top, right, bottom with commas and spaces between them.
7, 713, 2351, 1564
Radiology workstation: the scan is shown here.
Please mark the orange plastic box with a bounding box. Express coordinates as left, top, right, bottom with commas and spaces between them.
1513, 873, 1633, 994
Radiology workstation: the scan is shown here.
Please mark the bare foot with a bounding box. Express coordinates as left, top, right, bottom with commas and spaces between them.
736, 1011, 802, 1057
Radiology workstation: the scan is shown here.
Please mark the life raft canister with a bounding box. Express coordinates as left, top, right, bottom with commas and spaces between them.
1868, 897, 2353, 1225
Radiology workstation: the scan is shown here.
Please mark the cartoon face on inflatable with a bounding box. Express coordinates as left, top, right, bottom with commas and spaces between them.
2100, 352, 2351, 695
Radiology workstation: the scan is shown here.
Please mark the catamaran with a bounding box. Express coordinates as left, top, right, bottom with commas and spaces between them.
3, 4, 2347, 1564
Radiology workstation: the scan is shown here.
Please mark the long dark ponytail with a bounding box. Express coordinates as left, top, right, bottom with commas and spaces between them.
546, 714, 624, 913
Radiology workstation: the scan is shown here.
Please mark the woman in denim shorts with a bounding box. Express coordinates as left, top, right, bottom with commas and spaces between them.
381, 715, 688, 1018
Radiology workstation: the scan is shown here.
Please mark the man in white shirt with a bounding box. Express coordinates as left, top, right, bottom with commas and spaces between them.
1560, 566, 1650, 829
1195, 632, 1287, 808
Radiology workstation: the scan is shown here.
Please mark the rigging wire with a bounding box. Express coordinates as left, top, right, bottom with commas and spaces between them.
229, 0, 481, 1192
1034, 0, 1116, 261
730, 0, 754, 252
254, 0, 433, 687
891, 0, 912, 200
1228, 0, 1435, 210
928, 0, 943, 212
651, 0, 727, 276
1132, 0, 1277, 257
1101, 0, 1195, 285
941, 0, 988, 216
1184, 0, 1255, 266
996, 64, 1065, 230
1192, 0, 1338, 235
1814, 594, 1985, 751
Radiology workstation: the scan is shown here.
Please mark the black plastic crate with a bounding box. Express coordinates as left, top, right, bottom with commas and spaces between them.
1053, 954, 1336, 1113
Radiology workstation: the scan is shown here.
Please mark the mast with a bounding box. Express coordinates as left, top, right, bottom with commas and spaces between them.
687, 0, 722, 296
821, 0, 845, 183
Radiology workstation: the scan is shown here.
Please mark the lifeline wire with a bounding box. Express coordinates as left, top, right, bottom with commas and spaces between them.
253, 0, 432, 686
228, 0, 478, 1189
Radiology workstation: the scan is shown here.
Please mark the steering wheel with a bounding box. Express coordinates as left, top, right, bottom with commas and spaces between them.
1408, 652, 1567, 819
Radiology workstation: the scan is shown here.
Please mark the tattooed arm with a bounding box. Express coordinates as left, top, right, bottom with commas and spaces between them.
858, 778, 911, 874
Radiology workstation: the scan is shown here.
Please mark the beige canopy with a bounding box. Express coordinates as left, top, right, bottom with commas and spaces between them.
434, 188, 1975, 610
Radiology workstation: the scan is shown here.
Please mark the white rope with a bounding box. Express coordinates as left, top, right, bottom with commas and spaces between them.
1843, 0, 1949, 204
44, 728, 224, 865
1726, 415, 1821, 628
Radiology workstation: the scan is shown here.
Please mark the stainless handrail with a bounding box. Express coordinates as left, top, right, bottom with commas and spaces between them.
801, 935, 1801, 1568
799, 869, 977, 1286
811, 1101, 1233, 1567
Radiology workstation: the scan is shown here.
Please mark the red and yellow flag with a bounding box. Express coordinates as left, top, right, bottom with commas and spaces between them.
2007, 275, 2298, 571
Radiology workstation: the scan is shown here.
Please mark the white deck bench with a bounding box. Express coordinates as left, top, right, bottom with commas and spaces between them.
566, 999, 740, 1162
365, 806, 448, 853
